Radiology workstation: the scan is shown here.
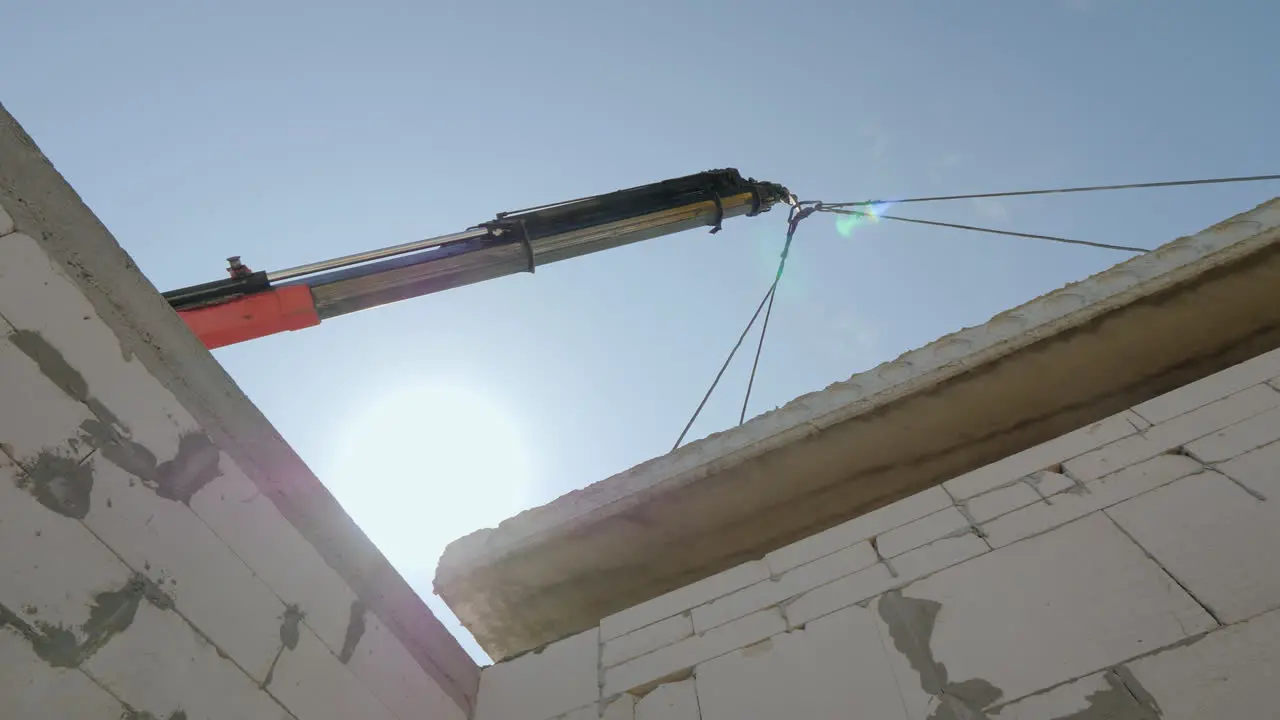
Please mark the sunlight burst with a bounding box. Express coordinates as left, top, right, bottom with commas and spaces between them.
322, 379, 534, 574
834, 202, 891, 237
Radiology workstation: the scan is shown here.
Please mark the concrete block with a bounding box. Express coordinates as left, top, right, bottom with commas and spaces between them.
875, 506, 970, 558
989, 671, 1156, 719
83, 601, 286, 720
881, 514, 1215, 707
0, 457, 134, 645
190, 459, 360, 655
945, 411, 1142, 499
1218, 439, 1280, 499
0, 328, 96, 465
693, 582, 769, 636
603, 609, 784, 697
775, 540, 879, 592
0, 203, 12, 235
982, 454, 1203, 548
1108, 471, 1280, 624
1126, 607, 1280, 720
475, 627, 600, 720
561, 706, 598, 720
693, 542, 877, 632
764, 486, 951, 575
1186, 404, 1280, 463
1127, 410, 1153, 430
635, 678, 699, 720
697, 604, 929, 720
268, 623, 396, 720
0, 232, 200, 463
782, 562, 897, 629
1060, 433, 1165, 485
347, 612, 467, 720
603, 614, 693, 668
601, 561, 768, 640
889, 533, 988, 585
0, 627, 124, 719
1065, 384, 1280, 482
1024, 469, 1075, 497
1182, 404, 1280, 458
963, 482, 1040, 524
602, 695, 636, 720
84, 454, 285, 681
1133, 346, 1280, 424
607, 697, 639, 720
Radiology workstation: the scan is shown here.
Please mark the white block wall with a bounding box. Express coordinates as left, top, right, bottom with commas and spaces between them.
0, 211, 467, 718
474, 345, 1280, 720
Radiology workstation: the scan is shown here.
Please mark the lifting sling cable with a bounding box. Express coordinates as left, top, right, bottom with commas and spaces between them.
673, 171, 1280, 449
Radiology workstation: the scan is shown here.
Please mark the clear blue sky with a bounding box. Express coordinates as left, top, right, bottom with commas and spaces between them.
5, 1, 1277, 661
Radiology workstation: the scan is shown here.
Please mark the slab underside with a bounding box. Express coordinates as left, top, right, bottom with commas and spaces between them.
437, 199, 1280, 661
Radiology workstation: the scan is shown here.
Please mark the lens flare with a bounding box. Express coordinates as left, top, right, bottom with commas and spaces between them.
834, 203, 891, 237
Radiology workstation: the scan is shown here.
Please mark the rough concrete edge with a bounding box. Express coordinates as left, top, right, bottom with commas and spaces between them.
0, 103, 481, 713
437, 196, 1280, 581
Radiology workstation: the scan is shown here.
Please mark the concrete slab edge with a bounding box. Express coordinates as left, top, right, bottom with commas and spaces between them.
438, 197, 1280, 580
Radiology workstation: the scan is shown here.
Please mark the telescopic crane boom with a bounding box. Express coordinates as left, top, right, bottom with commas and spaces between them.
165, 169, 792, 349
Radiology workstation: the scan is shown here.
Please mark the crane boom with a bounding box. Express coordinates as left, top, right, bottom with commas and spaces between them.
165, 169, 792, 349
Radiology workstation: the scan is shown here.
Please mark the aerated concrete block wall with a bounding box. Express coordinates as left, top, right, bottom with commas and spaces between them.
0, 112, 469, 718
474, 346, 1280, 720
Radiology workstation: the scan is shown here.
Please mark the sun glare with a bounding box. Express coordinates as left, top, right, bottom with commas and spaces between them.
835, 202, 889, 237
321, 380, 534, 576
